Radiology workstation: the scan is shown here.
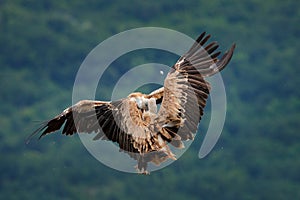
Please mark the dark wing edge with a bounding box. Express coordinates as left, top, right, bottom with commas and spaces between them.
26, 100, 109, 144
26, 107, 72, 144
178, 32, 236, 77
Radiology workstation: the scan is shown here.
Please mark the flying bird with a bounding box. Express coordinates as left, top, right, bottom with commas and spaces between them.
28, 32, 235, 174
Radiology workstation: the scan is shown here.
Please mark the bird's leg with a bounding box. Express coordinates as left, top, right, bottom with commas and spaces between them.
135, 155, 150, 175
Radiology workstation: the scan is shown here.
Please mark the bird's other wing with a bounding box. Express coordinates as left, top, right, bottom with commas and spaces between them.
145, 87, 164, 104
155, 32, 236, 143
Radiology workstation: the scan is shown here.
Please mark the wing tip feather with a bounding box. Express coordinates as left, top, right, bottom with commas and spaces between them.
25, 121, 49, 144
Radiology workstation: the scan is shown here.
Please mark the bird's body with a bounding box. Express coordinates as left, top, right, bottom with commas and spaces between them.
29, 32, 235, 174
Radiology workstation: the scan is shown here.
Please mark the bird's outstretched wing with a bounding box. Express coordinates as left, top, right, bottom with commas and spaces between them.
155, 32, 235, 143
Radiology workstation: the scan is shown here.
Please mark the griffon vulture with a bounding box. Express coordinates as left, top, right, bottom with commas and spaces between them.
28, 32, 235, 174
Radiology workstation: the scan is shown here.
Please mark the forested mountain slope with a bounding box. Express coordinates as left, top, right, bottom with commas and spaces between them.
1, 0, 299, 199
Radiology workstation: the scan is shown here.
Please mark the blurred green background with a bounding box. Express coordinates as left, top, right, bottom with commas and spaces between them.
1, 0, 300, 199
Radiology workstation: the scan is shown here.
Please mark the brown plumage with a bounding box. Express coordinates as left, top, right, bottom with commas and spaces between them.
28, 32, 235, 174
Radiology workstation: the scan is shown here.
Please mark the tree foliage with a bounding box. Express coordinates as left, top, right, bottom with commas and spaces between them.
1, 0, 300, 199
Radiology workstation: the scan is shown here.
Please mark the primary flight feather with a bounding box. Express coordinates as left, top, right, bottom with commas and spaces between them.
29, 32, 235, 174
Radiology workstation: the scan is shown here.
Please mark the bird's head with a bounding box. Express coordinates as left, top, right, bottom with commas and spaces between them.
129, 92, 148, 110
